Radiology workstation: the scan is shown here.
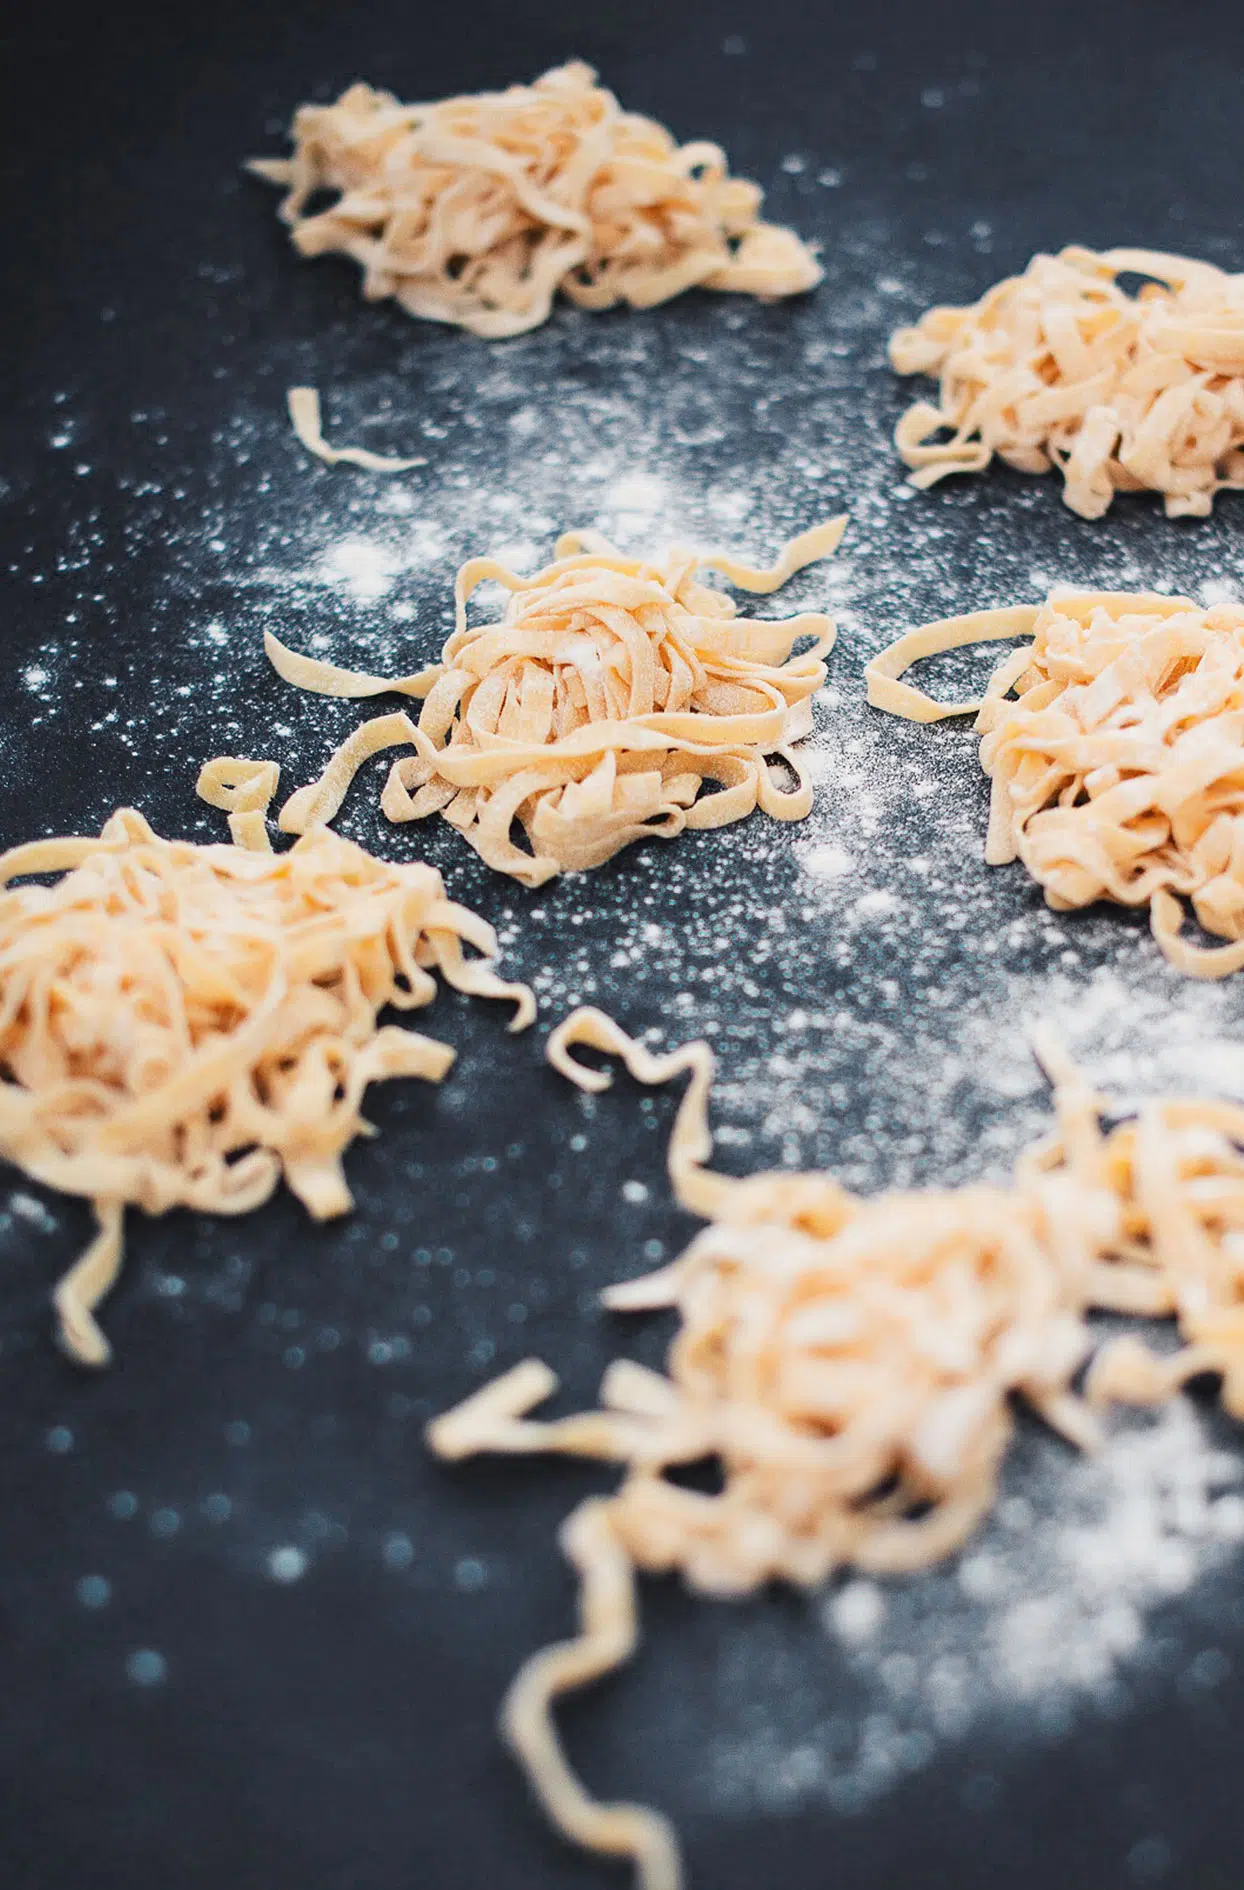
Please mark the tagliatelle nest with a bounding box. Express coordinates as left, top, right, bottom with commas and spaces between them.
249, 61, 822, 338
270, 519, 845, 886
430, 1010, 1244, 1890
0, 791, 531, 1365
890, 246, 1244, 519
866, 588, 1244, 978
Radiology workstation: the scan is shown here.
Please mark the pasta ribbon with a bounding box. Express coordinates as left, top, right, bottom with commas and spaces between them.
0, 803, 532, 1364
891, 246, 1244, 518
868, 590, 1244, 977
273, 520, 845, 884
251, 62, 821, 337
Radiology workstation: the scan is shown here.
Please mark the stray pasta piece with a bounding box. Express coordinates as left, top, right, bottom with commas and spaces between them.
866, 589, 1244, 978
270, 517, 845, 886
890, 246, 1244, 519
0, 804, 532, 1366
195, 754, 282, 850
431, 1011, 1244, 1888
250, 62, 822, 338
286, 386, 425, 473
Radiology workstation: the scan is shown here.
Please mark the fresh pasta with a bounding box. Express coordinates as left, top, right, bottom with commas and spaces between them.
249, 62, 822, 337
866, 589, 1244, 977
890, 246, 1244, 519
271, 518, 845, 886
286, 386, 425, 472
431, 1009, 1244, 1890
0, 787, 532, 1365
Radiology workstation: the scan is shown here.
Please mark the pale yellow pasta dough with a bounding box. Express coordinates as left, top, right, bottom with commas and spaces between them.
866, 590, 1244, 977
0, 785, 531, 1365
251, 62, 821, 337
891, 246, 1244, 518
286, 386, 425, 472
431, 1009, 1244, 1890
271, 518, 845, 885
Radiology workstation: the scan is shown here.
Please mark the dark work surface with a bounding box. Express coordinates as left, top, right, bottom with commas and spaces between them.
4, 3, 1244, 1888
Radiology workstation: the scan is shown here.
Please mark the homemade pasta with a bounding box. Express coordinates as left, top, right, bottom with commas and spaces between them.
431, 1009, 1244, 1890
287, 386, 425, 472
250, 62, 822, 337
890, 246, 1244, 518
866, 589, 1244, 977
271, 518, 845, 885
0, 799, 532, 1365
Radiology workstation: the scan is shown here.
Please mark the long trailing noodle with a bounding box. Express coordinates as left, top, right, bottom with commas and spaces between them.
0, 779, 532, 1366
249, 62, 821, 338
287, 386, 425, 473
271, 518, 846, 886
866, 589, 1244, 978
890, 246, 1244, 519
430, 1008, 1244, 1890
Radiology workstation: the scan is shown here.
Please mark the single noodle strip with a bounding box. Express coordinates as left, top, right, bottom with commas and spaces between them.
287, 386, 425, 472
251, 63, 821, 338
271, 517, 845, 885
430, 1010, 1244, 1889
890, 245, 1244, 519
195, 755, 281, 850
0, 800, 532, 1365
866, 589, 1244, 977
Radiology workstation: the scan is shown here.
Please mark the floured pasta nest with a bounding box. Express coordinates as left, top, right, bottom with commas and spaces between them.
270, 518, 845, 886
890, 246, 1244, 519
250, 61, 822, 338
430, 1009, 1244, 1890
0, 797, 531, 1366
867, 589, 1244, 978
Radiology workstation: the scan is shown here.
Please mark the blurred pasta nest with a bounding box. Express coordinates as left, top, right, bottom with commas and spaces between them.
251, 60, 822, 336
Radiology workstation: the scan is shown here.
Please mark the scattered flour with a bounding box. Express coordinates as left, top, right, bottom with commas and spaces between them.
706, 1400, 1244, 1819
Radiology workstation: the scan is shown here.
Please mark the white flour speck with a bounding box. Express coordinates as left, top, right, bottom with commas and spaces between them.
267, 1546, 309, 1583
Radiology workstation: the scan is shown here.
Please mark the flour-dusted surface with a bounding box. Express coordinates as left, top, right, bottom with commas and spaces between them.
4, 4, 1244, 1890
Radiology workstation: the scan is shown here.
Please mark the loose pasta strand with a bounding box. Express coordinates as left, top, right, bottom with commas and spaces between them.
502, 1499, 682, 1890
286, 387, 426, 473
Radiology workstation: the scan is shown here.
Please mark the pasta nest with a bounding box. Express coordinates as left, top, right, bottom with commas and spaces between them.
890, 246, 1244, 519
0, 806, 531, 1363
867, 590, 1244, 977
438, 1013, 1244, 1590
251, 61, 821, 337
431, 1010, 1244, 1890
575, 1180, 1093, 1594
1020, 1077, 1244, 1415
271, 521, 844, 886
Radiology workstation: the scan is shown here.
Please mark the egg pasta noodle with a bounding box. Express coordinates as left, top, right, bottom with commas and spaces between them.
286, 386, 425, 472
890, 245, 1244, 519
431, 1008, 1244, 1890
250, 61, 821, 339
0, 770, 532, 1365
271, 518, 845, 885
866, 588, 1244, 978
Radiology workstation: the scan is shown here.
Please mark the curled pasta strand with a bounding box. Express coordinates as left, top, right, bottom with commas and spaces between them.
286, 387, 425, 473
